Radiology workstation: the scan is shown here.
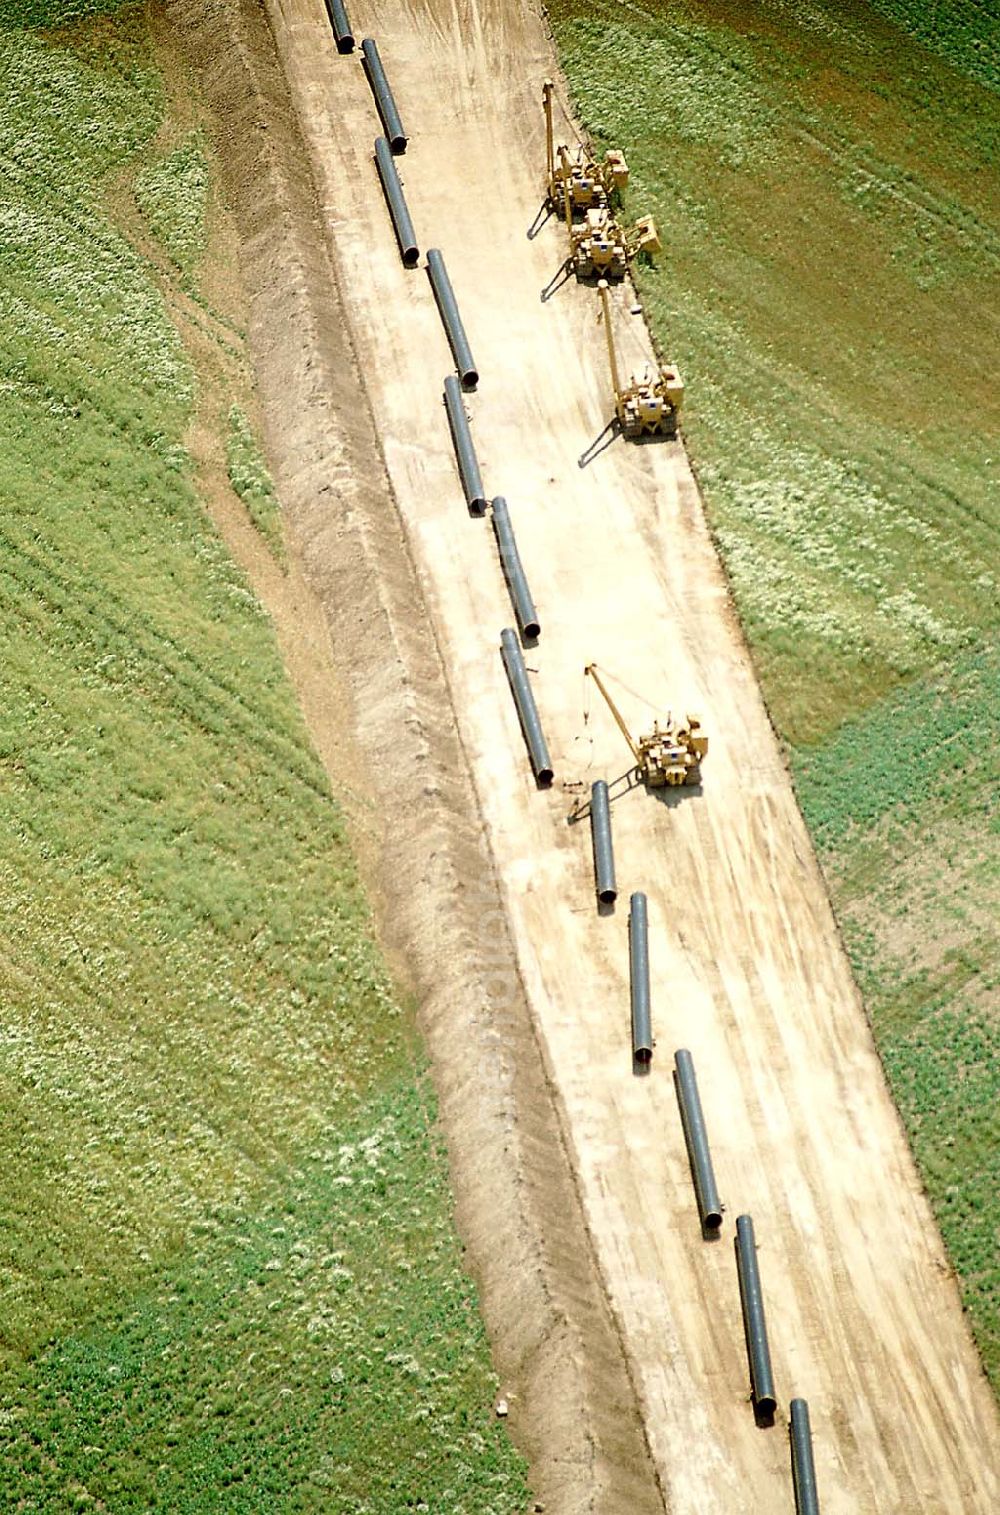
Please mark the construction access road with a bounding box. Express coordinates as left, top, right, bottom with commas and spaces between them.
260, 1, 1000, 1509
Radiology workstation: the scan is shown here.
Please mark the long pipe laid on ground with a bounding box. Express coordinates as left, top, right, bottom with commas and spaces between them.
374, 137, 418, 267
444, 375, 487, 513
790, 1399, 821, 1515
361, 39, 407, 153
324, 0, 354, 52
734, 1214, 777, 1418
673, 1049, 723, 1231
589, 779, 617, 904
491, 497, 539, 641
628, 892, 653, 1062
427, 249, 478, 388
500, 629, 553, 786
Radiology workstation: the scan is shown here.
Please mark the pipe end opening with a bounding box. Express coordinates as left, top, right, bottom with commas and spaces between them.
402, 246, 420, 269
521, 620, 541, 642
469, 497, 488, 517
754, 1394, 777, 1421
390, 135, 408, 154
703, 1210, 723, 1232
536, 767, 555, 788
598, 887, 618, 905
336, 37, 355, 54
633, 1046, 653, 1064
460, 369, 479, 391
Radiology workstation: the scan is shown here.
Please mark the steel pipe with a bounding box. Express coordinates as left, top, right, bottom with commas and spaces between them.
443, 375, 487, 514
324, 0, 354, 52
628, 892, 653, 1062
673, 1049, 723, 1231
589, 779, 617, 904
500, 629, 553, 786
374, 137, 418, 268
491, 497, 540, 642
427, 248, 478, 388
790, 1399, 821, 1515
734, 1214, 777, 1418
361, 39, 407, 153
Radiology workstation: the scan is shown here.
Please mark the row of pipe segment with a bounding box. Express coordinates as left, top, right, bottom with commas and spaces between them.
613, 816, 820, 1497
330, 0, 545, 769
680, 1041, 820, 1501
324, 11, 817, 1508
678, 1053, 819, 1505
326, 0, 546, 672
331, 1, 547, 700
587, 775, 819, 1506
324, 2, 408, 155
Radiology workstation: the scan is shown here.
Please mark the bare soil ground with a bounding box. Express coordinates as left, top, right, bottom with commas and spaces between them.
167, 0, 1000, 1509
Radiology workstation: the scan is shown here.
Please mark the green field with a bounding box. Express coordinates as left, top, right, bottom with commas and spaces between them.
796, 646, 999, 1366
547, 0, 999, 1388
0, 4, 528, 1507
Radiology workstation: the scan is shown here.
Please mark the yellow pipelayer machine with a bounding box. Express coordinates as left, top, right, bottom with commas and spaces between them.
597, 279, 684, 438
584, 663, 707, 787
544, 80, 659, 280
565, 205, 661, 280
543, 79, 627, 212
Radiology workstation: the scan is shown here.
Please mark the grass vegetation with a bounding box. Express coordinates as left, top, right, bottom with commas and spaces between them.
134, 129, 210, 282
796, 645, 999, 1380
0, 4, 528, 1508
226, 404, 287, 567
547, 0, 999, 1390
863, 0, 999, 90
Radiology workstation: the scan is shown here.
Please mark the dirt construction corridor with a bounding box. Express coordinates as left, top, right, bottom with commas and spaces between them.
190, 0, 1000, 1509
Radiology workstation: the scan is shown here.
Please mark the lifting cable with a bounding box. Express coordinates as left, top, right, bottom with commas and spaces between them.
590, 662, 665, 718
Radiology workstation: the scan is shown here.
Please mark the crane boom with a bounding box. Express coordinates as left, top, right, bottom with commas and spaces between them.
584, 663, 640, 764
597, 280, 623, 411
543, 79, 555, 194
